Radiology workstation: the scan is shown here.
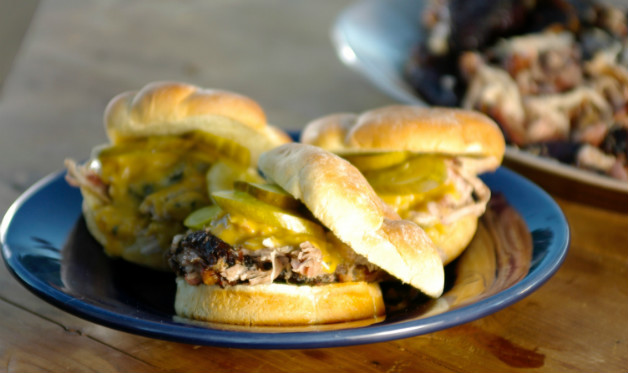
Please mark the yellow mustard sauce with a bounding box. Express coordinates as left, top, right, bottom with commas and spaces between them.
93, 133, 220, 256
351, 153, 461, 221
378, 181, 459, 219
208, 212, 343, 274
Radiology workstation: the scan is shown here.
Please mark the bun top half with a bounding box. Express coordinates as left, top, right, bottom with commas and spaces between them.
258, 143, 445, 298
104, 81, 291, 166
301, 105, 505, 172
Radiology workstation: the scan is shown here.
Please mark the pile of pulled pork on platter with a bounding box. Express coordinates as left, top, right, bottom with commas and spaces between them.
406, 0, 628, 182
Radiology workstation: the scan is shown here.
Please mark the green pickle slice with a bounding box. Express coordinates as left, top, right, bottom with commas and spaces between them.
234, 181, 301, 210
98, 130, 251, 168
183, 205, 223, 230
362, 154, 448, 194
206, 161, 264, 197
342, 151, 410, 171
184, 131, 251, 167
211, 190, 324, 236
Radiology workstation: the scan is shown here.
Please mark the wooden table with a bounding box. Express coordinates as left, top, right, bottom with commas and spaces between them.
1, 1, 627, 372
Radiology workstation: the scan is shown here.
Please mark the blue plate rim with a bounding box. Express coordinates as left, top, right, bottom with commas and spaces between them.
1, 166, 570, 349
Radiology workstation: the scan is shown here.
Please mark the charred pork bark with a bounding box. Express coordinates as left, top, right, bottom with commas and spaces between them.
167, 230, 389, 287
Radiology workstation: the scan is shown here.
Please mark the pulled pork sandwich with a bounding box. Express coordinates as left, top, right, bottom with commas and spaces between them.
167, 143, 444, 326
65, 81, 291, 270
301, 106, 505, 264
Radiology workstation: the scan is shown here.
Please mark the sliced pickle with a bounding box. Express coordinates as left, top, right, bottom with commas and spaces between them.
97, 139, 174, 159
362, 155, 448, 195
98, 130, 251, 168
206, 161, 264, 196
379, 182, 457, 217
234, 181, 301, 210
98, 135, 199, 159
342, 151, 410, 171
184, 131, 251, 168
211, 190, 324, 236
184, 205, 223, 230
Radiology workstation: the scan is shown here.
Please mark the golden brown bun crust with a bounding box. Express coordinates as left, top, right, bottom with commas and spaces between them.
104, 81, 291, 165
174, 278, 385, 325
301, 105, 505, 172
105, 81, 266, 139
300, 113, 358, 151
423, 215, 478, 265
259, 143, 444, 297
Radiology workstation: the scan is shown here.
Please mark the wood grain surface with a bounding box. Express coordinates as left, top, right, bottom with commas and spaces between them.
1, 1, 627, 372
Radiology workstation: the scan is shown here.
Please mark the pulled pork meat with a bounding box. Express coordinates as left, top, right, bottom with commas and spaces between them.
167, 230, 386, 287
64, 158, 110, 203
458, 30, 628, 181
406, 158, 491, 227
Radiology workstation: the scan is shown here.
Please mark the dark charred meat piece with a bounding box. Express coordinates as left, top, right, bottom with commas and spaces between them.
405, 47, 463, 106
431, 0, 597, 57
167, 231, 242, 286
602, 126, 628, 158
524, 141, 582, 164
183, 230, 236, 267
448, 0, 531, 52
168, 231, 388, 286
167, 230, 390, 287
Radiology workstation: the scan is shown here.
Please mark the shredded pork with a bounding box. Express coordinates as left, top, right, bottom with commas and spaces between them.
167, 230, 386, 287
459, 29, 628, 180
406, 159, 491, 227
64, 158, 109, 203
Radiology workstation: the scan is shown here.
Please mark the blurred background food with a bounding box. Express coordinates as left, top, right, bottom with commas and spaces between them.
405, 0, 628, 183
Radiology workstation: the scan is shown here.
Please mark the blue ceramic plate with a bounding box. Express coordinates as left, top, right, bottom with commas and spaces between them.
1, 166, 568, 349
332, 0, 628, 196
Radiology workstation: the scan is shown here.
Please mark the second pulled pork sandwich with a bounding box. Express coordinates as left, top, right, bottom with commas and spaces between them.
301, 106, 505, 264
167, 143, 444, 326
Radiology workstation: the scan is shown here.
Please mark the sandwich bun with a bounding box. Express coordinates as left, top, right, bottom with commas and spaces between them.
301, 105, 505, 173
423, 214, 478, 265
104, 81, 291, 167
175, 278, 385, 326
300, 106, 505, 265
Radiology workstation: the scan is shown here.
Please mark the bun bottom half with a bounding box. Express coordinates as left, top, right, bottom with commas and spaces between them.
174, 278, 386, 326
